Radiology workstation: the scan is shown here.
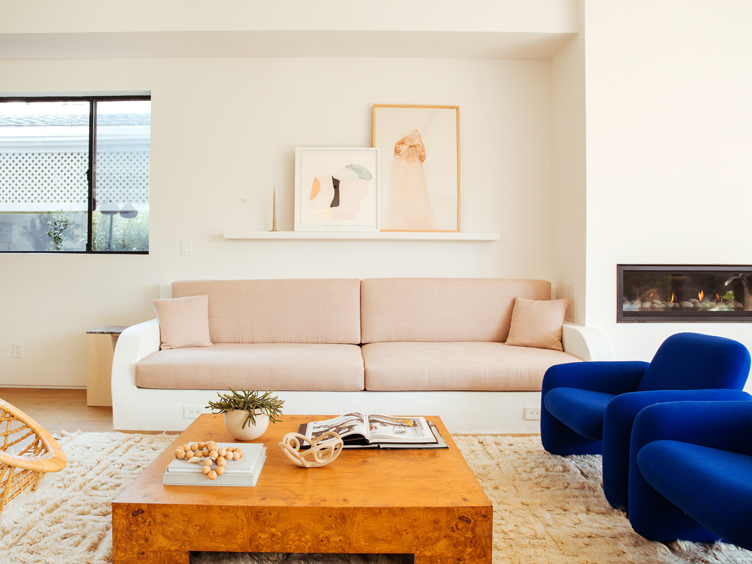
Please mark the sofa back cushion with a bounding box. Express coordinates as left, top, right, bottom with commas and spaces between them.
171, 279, 361, 344
361, 278, 552, 343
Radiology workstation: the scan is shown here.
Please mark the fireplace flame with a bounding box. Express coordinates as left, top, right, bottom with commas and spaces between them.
699, 290, 705, 302
671, 292, 676, 303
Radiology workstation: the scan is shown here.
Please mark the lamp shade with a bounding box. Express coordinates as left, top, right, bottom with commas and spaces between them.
99, 202, 120, 216
119, 203, 138, 219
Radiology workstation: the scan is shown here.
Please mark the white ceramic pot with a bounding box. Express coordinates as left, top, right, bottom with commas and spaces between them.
222, 409, 269, 441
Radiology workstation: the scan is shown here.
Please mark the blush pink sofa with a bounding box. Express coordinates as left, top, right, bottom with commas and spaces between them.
112, 278, 614, 433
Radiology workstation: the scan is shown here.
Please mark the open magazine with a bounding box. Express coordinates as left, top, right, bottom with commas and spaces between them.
300, 413, 444, 449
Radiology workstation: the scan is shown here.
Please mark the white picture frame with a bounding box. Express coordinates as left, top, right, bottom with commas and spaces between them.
294, 147, 380, 232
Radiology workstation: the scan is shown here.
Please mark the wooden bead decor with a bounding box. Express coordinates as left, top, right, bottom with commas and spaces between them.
172, 440, 244, 480
278, 431, 344, 468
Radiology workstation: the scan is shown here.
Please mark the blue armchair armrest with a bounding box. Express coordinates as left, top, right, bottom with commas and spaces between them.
602, 389, 752, 510
632, 399, 752, 459
540, 361, 648, 455
542, 361, 649, 396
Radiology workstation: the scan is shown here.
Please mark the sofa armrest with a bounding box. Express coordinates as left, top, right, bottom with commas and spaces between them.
562, 323, 615, 361
111, 319, 160, 428
113, 318, 160, 365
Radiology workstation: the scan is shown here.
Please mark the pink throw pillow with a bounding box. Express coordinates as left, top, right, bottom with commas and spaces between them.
153, 295, 213, 350
505, 297, 570, 351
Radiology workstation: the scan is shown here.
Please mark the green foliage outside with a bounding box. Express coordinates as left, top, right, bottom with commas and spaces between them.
46, 210, 74, 251
91, 209, 150, 251
35, 208, 149, 251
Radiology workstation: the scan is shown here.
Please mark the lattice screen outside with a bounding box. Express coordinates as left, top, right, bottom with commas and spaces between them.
0, 150, 149, 212
97, 151, 150, 206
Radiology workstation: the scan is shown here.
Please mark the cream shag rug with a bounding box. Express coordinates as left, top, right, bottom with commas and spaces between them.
1, 432, 751, 564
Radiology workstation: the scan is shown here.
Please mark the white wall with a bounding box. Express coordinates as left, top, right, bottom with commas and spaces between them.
0, 57, 554, 387
10, 1, 751, 392
551, 0, 586, 325
583, 1, 752, 374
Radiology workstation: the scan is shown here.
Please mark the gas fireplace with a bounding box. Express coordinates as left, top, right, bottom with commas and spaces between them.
618, 265, 752, 323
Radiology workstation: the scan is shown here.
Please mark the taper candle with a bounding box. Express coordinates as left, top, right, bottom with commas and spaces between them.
271, 186, 278, 231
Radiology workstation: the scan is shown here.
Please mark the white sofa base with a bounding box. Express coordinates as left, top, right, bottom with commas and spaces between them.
112, 319, 614, 434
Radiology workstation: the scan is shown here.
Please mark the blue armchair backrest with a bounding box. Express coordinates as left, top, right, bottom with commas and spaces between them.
637, 332, 751, 392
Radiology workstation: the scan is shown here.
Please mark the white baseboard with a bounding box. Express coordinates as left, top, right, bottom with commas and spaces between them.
114, 388, 543, 435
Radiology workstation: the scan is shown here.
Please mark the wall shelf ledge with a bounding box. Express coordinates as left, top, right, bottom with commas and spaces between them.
223, 231, 499, 242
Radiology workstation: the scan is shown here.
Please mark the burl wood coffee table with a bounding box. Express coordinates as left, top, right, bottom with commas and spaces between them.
112, 415, 492, 564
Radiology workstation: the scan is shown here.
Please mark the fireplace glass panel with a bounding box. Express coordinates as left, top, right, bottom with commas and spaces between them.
618, 265, 752, 322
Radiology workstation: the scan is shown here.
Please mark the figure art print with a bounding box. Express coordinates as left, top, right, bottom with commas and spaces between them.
373, 105, 460, 232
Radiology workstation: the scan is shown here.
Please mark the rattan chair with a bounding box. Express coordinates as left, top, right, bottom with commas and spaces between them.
0, 398, 67, 513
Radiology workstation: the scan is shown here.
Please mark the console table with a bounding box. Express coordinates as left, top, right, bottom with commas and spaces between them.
86, 326, 128, 407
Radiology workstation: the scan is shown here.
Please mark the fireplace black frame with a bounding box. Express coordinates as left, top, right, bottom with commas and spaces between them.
617, 264, 752, 323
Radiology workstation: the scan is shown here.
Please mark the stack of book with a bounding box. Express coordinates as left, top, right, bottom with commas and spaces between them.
163, 442, 267, 486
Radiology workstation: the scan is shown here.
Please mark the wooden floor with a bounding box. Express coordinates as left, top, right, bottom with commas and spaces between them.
0, 388, 115, 436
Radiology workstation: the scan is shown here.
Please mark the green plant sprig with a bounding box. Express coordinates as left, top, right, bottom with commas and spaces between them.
206, 388, 284, 429
46, 209, 73, 251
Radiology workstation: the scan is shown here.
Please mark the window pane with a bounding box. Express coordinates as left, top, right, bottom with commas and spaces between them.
0, 101, 89, 251
93, 100, 150, 252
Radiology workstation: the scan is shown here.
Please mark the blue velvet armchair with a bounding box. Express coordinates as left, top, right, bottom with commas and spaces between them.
541, 332, 751, 511
630, 400, 752, 549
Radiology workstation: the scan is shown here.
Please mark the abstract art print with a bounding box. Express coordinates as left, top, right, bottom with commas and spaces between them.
373, 105, 460, 232
294, 148, 380, 232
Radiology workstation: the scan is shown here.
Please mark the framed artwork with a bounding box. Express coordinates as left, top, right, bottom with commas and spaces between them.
373, 105, 460, 232
294, 147, 380, 232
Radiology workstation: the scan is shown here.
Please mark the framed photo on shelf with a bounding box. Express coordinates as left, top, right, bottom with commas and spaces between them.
294, 147, 380, 232
373, 104, 460, 232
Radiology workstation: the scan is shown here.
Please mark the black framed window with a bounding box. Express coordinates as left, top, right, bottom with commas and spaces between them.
0, 95, 150, 253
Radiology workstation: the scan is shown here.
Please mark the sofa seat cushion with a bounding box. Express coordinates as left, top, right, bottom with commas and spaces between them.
362, 342, 580, 391
136, 343, 365, 391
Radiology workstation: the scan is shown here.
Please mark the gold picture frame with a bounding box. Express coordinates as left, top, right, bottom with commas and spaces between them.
372, 104, 460, 232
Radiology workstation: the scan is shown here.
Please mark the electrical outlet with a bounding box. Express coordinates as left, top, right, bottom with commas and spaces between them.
183, 405, 204, 419
12, 342, 23, 358
524, 406, 541, 420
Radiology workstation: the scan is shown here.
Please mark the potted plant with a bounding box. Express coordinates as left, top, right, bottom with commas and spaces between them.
206, 388, 284, 441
